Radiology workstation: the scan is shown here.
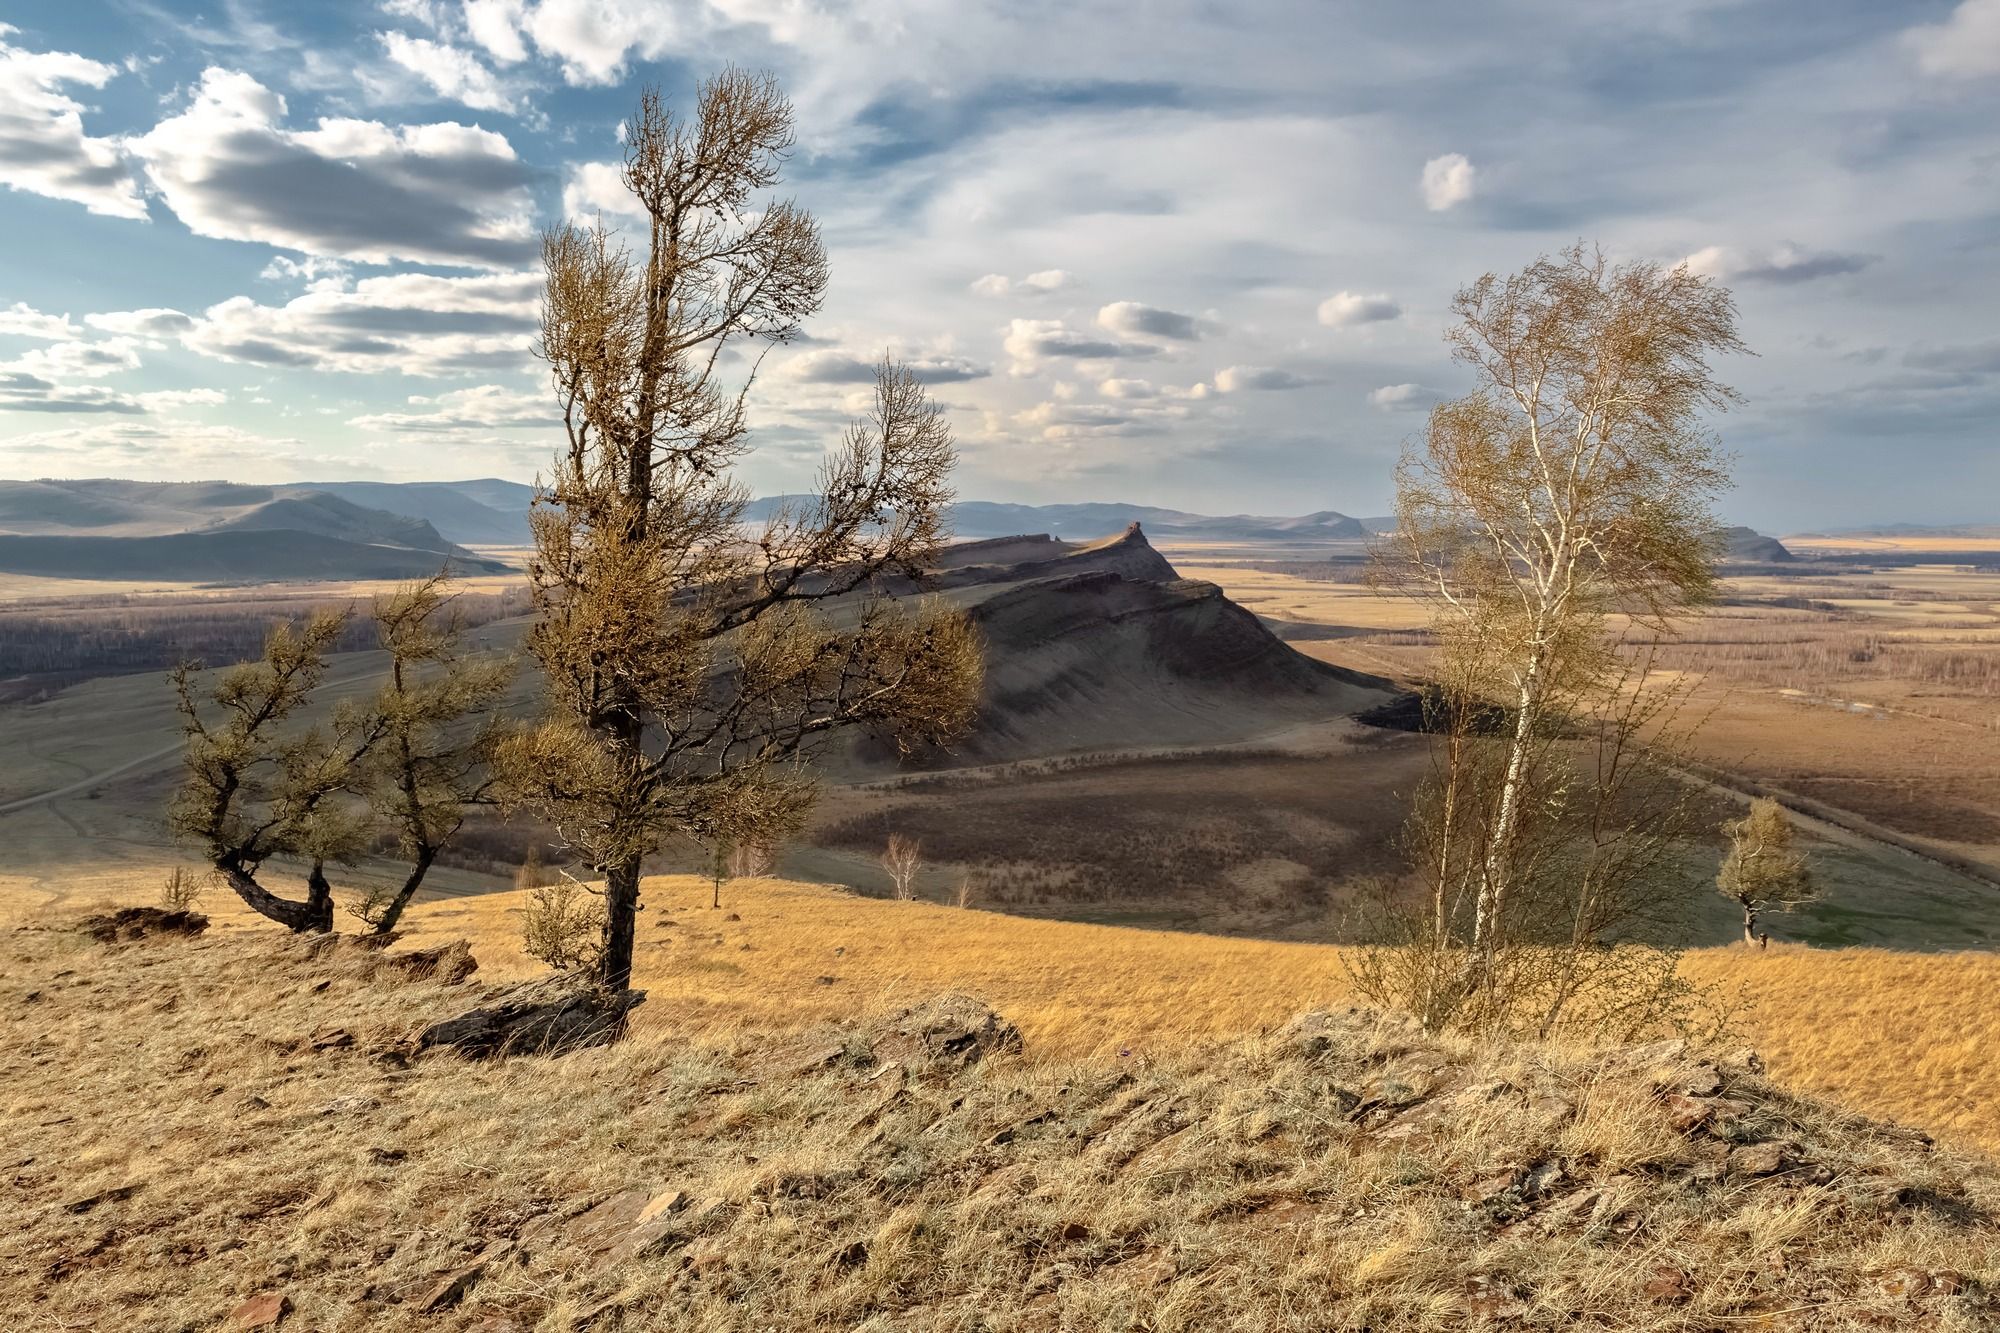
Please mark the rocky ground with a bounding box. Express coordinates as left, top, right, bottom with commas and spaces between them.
2, 915, 1997, 1331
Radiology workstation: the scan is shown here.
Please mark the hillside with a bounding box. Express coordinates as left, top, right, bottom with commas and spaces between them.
1720, 525, 1796, 563
3, 879, 1996, 1330
851, 524, 1391, 770
0, 479, 506, 581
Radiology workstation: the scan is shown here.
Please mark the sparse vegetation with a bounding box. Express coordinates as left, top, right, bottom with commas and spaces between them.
519, 873, 606, 973
158, 865, 207, 912
3, 895, 1997, 1330
881, 833, 922, 900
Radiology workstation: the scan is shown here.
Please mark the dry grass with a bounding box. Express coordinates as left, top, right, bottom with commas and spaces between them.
4, 904, 1996, 1331
28, 874, 2000, 1161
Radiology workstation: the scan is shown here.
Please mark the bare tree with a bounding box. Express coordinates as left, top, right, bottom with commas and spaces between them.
727, 839, 778, 881
1386, 243, 1744, 984
1717, 797, 1814, 945
882, 834, 922, 901
349, 574, 514, 934
501, 70, 983, 991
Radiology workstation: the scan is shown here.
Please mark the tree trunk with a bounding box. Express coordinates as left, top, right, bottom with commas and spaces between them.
372, 846, 437, 935
214, 855, 334, 932
599, 854, 643, 992
1474, 650, 1545, 960
1742, 904, 1758, 946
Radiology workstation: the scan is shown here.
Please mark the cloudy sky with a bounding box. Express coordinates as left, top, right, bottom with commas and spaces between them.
1, 0, 1997, 529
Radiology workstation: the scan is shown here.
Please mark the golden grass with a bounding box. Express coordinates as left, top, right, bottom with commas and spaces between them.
5, 913, 1996, 1331
47, 871, 2000, 1157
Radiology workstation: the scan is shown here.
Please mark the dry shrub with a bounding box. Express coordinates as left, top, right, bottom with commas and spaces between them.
158, 866, 209, 913
520, 874, 605, 973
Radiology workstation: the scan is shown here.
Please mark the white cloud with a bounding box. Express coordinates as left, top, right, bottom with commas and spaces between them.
1683, 242, 1877, 285
1317, 291, 1402, 326
0, 33, 147, 219
0, 303, 79, 340
787, 349, 990, 385
181, 270, 540, 376
137, 388, 228, 409
1098, 378, 1156, 400
1906, 0, 2000, 78
1016, 399, 1185, 441
1368, 383, 1426, 409
0, 419, 314, 476
127, 67, 536, 267
1215, 365, 1314, 392
1003, 318, 1157, 370
83, 308, 196, 341
969, 269, 1076, 298
562, 160, 644, 220
1097, 301, 1201, 341
380, 32, 515, 112
5, 337, 142, 380
1420, 152, 1475, 211
463, 0, 531, 63
350, 383, 553, 432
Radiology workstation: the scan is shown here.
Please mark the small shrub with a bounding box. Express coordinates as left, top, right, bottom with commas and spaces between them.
521, 874, 605, 972
160, 866, 209, 913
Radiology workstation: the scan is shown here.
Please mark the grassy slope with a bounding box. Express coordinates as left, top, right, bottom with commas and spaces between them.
4, 895, 1997, 1331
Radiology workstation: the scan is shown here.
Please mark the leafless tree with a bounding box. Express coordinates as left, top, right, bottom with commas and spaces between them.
882, 834, 922, 901
500, 70, 983, 991
1717, 797, 1814, 944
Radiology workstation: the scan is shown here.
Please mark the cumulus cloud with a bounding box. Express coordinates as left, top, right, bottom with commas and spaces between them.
137, 388, 227, 409
0, 32, 148, 219
562, 160, 645, 220
1317, 291, 1402, 326
1368, 383, 1431, 409
380, 32, 514, 112
1097, 378, 1157, 400
1684, 242, 1877, 285
0, 303, 79, 340
1003, 318, 1157, 368
970, 269, 1076, 298
0, 419, 313, 476
84, 308, 196, 341
787, 349, 991, 385
1096, 301, 1201, 341
464, 0, 531, 63
350, 383, 555, 432
1215, 365, 1315, 392
5, 337, 142, 380
1905, 0, 2000, 78
1016, 399, 1183, 440
180, 270, 540, 376
0, 372, 144, 415
1420, 152, 1475, 211
127, 67, 536, 267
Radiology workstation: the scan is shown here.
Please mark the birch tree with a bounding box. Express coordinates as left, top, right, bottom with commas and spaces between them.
1388, 243, 1743, 985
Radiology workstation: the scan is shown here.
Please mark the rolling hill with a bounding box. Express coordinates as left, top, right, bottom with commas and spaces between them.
0, 479, 508, 581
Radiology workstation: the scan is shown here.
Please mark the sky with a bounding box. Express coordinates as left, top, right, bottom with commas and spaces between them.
0, 1, 1997, 530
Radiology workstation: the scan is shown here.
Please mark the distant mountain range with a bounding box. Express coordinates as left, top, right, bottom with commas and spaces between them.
0, 479, 511, 582
0, 476, 1805, 582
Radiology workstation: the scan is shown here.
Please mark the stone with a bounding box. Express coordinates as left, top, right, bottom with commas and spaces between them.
1642, 1265, 1691, 1302
1673, 1063, 1724, 1098
869, 995, 1022, 1071
418, 1239, 516, 1313
308, 1027, 354, 1052
382, 940, 479, 985
1662, 1093, 1716, 1134
313, 1095, 377, 1116
1056, 1221, 1091, 1242
1728, 1141, 1789, 1177
416, 977, 645, 1059
226, 1292, 291, 1328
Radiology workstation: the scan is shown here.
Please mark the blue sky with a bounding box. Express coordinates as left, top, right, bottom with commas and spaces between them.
1, 0, 1997, 529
